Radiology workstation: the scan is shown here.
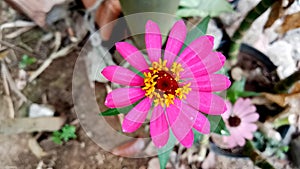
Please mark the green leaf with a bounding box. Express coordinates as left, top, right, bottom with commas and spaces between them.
227, 78, 259, 103
100, 101, 140, 116
281, 145, 289, 152
185, 16, 210, 45
19, 54, 37, 69
207, 115, 230, 136
158, 132, 176, 169
193, 129, 203, 143
60, 125, 77, 141
51, 131, 62, 145
177, 0, 233, 18
237, 91, 260, 97
181, 16, 210, 52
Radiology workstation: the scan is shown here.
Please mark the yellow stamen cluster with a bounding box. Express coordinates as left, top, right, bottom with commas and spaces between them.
150, 59, 168, 73
171, 62, 184, 80
142, 59, 191, 107
175, 83, 192, 99
142, 72, 158, 98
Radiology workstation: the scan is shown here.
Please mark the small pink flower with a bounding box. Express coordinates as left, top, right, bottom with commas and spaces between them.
102, 20, 230, 148
221, 98, 259, 148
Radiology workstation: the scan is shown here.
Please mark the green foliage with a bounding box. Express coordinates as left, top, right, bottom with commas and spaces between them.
51, 124, 77, 145
99, 101, 140, 116
207, 115, 230, 136
158, 132, 176, 169
193, 129, 204, 143
180, 15, 210, 53
177, 0, 233, 18
253, 131, 289, 159
227, 78, 260, 103
19, 54, 37, 69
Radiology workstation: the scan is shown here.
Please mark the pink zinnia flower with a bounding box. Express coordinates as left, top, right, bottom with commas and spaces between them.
221, 98, 259, 148
102, 20, 230, 148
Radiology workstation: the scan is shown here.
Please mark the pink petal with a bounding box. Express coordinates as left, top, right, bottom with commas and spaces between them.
206, 35, 214, 45
233, 98, 252, 115
150, 105, 169, 148
217, 52, 226, 65
221, 101, 233, 120
115, 42, 149, 71
178, 52, 226, 80
179, 129, 194, 148
164, 20, 187, 67
240, 106, 257, 118
236, 124, 254, 140
242, 113, 259, 123
189, 74, 231, 92
242, 123, 258, 132
124, 97, 151, 123
105, 88, 145, 108
145, 20, 162, 63
236, 134, 246, 147
102, 66, 144, 86
198, 52, 226, 73
193, 113, 210, 134
166, 99, 197, 147
179, 35, 213, 61
186, 92, 227, 115
122, 98, 151, 133
226, 128, 239, 148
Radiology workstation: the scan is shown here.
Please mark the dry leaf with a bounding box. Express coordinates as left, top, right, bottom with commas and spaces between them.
290, 82, 300, 93
111, 138, 145, 156
264, 0, 283, 29
4, 0, 66, 27
278, 11, 300, 34
264, 82, 300, 115
263, 92, 287, 107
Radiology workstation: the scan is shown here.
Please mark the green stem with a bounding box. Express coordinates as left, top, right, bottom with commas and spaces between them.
242, 141, 275, 169
228, 0, 276, 61
274, 70, 300, 93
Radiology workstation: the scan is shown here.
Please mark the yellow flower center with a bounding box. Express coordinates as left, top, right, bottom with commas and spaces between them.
142, 59, 191, 107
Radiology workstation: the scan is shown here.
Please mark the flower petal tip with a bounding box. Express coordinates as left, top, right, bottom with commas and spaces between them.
225, 77, 231, 89
202, 123, 211, 134
206, 35, 214, 45
146, 20, 156, 26
217, 52, 226, 65
122, 118, 141, 133
104, 94, 113, 108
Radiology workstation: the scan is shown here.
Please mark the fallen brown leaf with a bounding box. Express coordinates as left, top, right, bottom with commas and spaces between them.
264, 0, 284, 29
278, 11, 300, 34
111, 138, 145, 156
4, 0, 66, 27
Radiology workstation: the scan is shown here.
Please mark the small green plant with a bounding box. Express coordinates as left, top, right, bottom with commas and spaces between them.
19, 54, 37, 69
253, 131, 289, 159
51, 124, 77, 145
227, 78, 259, 103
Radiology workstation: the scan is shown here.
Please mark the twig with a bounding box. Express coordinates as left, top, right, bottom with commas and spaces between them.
5, 26, 35, 39
0, 40, 39, 58
1, 61, 27, 102
0, 117, 66, 135
0, 20, 36, 30
29, 44, 76, 82
1, 61, 15, 118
